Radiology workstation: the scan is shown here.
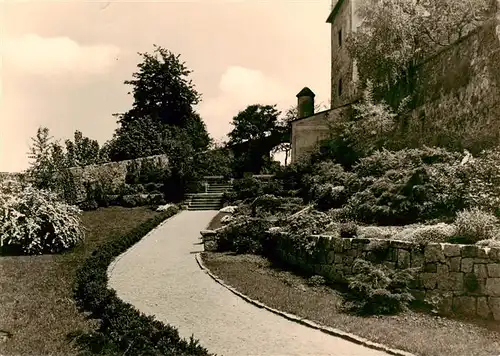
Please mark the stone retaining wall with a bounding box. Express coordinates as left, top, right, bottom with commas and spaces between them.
68, 154, 169, 203
272, 232, 500, 321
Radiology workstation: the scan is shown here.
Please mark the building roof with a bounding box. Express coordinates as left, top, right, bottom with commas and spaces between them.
326, 0, 344, 23
296, 87, 316, 98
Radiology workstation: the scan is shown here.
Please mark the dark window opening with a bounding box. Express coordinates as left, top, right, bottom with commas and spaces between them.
338, 78, 343, 97
338, 29, 343, 47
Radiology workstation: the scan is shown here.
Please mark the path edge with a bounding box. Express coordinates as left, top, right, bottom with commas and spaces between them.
195, 252, 416, 356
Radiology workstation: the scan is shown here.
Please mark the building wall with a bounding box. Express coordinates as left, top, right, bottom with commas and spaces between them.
291, 106, 351, 163
329, 0, 362, 108
293, 4, 500, 161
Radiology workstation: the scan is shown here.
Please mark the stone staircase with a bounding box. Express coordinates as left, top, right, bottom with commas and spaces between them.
186, 180, 232, 211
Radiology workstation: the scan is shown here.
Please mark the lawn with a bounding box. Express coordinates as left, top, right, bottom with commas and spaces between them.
201, 220, 500, 356
0, 206, 161, 356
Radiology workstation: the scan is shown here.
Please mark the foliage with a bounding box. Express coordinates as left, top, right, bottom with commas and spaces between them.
319, 84, 401, 166
345, 259, 416, 315
72, 206, 212, 356
392, 223, 457, 243
307, 275, 326, 287
64, 130, 101, 167
0, 179, 84, 255
348, 0, 490, 92
108, 45, 210, 161
216, 216, 273, 255
339, 221, 358, 238
281, 210, 332, 236
26, 127, 61, 191
454, 207, 498, 244
228, 104, 284, 174
193, 145, 234, 178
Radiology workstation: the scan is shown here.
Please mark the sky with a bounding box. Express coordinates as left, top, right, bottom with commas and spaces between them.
1, 0, 332, 173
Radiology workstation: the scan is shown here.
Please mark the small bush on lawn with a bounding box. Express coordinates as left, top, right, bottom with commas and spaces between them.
454, 208, 498, 244
0, 179, 84, 255
73, 205, 212, 356
345, 259, 416, 315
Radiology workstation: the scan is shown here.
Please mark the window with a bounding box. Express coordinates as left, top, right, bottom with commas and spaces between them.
338, 78, 343, 97
338, 28, 343, 47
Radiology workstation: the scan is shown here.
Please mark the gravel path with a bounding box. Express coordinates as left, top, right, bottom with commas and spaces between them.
108, 210, 389, 356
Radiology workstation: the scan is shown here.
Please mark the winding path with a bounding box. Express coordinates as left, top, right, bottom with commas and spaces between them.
108, 210, 388, 356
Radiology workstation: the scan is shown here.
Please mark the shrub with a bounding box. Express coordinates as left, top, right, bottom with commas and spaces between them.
231, 175, 264, 201
0, 179, 84, 255
120, 195, 137, 208
345, 259, 416, 315
79, 200, 99, 211
307, 275, 326, 287
138, 158, 165, 184
352, 147, 462, 178
72, 206, 211, 355
392, 223, 456, 243
339, 221, 358, 238
454, 208, 498, 244
144, 182, 163, 193
124, 160, 140, 184
216, 216, 273, 255
281, 210, 332, 236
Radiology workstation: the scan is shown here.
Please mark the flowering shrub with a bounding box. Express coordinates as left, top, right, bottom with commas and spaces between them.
454, 208, 498, 244
0, 179, 84, 254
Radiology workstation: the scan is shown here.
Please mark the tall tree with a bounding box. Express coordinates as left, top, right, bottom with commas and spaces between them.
228, 104, 281, 144
227, 104, 282, 174
110, 45, 210, 160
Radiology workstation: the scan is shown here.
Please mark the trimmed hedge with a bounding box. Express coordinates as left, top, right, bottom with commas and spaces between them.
73, 206, 214, 355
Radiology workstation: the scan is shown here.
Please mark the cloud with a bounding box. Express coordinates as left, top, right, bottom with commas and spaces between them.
2, 34, 120, 77
198, 65, 293, 143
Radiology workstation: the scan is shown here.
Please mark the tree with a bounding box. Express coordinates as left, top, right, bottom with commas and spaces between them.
110, 45, 210, 160
65, 130, 100, 167
27, 127, 58, 190
228, 104, 281, 144
348, 0, 491, 92
227, 104, 282, 174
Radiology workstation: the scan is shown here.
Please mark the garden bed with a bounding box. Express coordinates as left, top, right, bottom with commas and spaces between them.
201, 251, 500, 356
0, 206, 161, 356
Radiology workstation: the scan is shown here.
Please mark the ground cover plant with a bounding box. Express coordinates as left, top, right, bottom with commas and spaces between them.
0, 206, 162, 356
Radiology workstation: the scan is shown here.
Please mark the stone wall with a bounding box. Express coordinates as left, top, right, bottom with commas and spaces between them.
273, 232, 500, 321
69, 154, 169, 203
388, 17, 500, 151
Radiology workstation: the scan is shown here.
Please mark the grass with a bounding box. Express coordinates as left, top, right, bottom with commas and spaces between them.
202, 251, 500, 356
0, 206, 161, 356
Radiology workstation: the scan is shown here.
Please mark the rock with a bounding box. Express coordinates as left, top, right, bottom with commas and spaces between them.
0, 330, 11, 343
477, 297, 492, 319
156, 203, 175, 212
452, 296, 477, 316
397, 249, 411, 269
461, 258, 474, 273
425, 244, 445, 263
485, 278, 500, 296
488, 297, 500, 320
448, 257, 461, 272
437, 272, 464, 291
443, 244, 461, 257
487, 264, 500, 277
219, 205, 237, 213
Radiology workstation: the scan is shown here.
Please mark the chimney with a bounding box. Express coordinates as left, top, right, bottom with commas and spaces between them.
296, 87, 315, 119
